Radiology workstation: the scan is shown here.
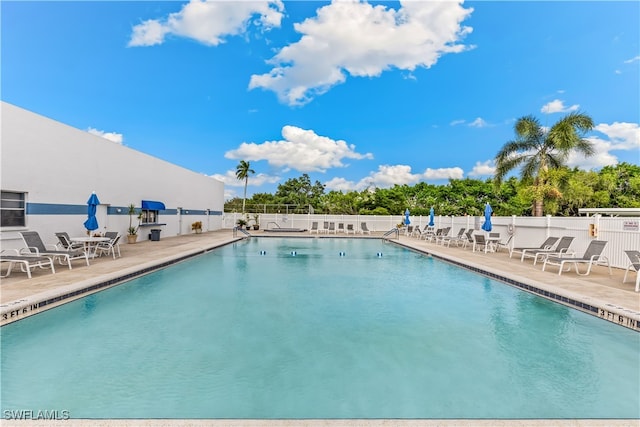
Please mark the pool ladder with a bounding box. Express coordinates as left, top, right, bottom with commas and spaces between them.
233, 226, 252, 238
382, 228, 399, 240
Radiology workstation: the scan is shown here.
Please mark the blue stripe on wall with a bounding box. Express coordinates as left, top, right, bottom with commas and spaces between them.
27, 203, 86, 215
27, 203, 222, 216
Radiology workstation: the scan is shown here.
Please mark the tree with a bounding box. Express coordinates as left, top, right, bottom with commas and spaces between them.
494, 112, 595, 216
235, 160, 255, 213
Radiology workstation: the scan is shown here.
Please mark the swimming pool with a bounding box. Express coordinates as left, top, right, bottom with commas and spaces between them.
1, 237, 638, 419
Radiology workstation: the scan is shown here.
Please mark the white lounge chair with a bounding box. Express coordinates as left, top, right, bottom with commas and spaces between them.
20, 231, 89, 268
622, 250, 640, 292
510, 236, 559, 260
328, 222, 336, 234
345, 224, 355, 234
521, 236, 575, 265
542, 240, 612, 276
472, 234, 493, 253
441, 228, 466, 247
0, 249, 56, 279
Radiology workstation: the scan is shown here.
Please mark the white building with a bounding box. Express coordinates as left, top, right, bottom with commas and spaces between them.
1, 102, 224, 250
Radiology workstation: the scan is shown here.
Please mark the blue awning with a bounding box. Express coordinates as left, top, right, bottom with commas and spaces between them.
141, 200, 166, 210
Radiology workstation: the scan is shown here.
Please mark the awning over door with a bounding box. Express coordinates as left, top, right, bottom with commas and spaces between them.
141, 200, 166, 210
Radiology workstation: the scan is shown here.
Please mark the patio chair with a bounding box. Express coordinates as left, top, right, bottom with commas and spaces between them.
472, 234, 492, 253
510, 236, 559, 260
460, 229, 476, 249
410, 225, 422, 238
435, 227, 451, 245
493, 235, 513, 253
337, 223, 345, 233
0, 249, 56, 279
441, 228, 466, 247
328, 222, 336, 234
20, 231, 89, 268
542, 240, 612, 276
405, 225, 413, 236
622, 250, 640, 292
345, 224, 355, 234
95, 233, 122, 259
55, 232, 85, 251
321, 221, 329, 234
521, 236, 575, 265
309, 222, 319, 234
420, 226, 436, 241
360, 222, 371, 235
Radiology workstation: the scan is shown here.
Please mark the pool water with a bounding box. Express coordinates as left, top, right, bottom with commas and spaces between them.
1, 238, 639, 419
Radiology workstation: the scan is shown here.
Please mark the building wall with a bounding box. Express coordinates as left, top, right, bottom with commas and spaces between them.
1, 102, 224, 250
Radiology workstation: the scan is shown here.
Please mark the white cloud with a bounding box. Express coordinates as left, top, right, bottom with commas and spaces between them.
87, 128, 123, 144
249, 0, 473, 105
128, 0, 284, 47
468, 117, 488, 128
326, 164, 465, 192
422, 167, 464, 180
623, 55, 640, 64
450, 119, 465, 126
224, 125, 373, 173
566, 122, 640, 169
209, 170, 281, 188
541, 99, 579, 114
468, 160, 495, 177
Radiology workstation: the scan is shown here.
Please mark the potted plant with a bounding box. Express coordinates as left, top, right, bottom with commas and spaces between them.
252, 214, 260, 230
236, 218, 248, 230
127, 204, 142, 244
191, 221, 203, 234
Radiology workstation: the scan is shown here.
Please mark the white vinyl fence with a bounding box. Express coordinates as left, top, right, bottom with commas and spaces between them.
224, 213, 640, 270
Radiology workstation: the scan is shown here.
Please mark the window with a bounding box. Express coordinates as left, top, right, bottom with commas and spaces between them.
1, 191, 26, 227
141, 209, 158, 224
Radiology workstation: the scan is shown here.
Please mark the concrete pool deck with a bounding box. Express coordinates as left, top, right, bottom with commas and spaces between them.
1, 230, 639, 427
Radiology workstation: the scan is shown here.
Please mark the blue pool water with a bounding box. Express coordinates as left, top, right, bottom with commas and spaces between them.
1, 237, 639, 419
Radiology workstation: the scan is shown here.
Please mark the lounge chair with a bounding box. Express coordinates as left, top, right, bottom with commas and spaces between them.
420, 227, 436, 241
460, 229, 475, 249
20, 231, 89, 268
441, 228, 466, 247
410, 225, 422, 238
622, 250, 640, 292
435, 227, 452, 245
328, 222, 336, 234
521, 236, 575, 265
405, 225, 413, 236
337, 223, 345, 233
0, 249, 56, 279
309, 222, 319, 234
510, 236, 559, 260
95, 233, 122, 259
542, 240, 612, 276
345, 224, 355, 234
360, 222, 371, 234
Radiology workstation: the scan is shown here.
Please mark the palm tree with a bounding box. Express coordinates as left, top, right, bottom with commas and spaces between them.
494, 112, 595, 216
235, 160, 255, 213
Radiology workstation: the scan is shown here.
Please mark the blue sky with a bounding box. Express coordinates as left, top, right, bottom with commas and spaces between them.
2, 1, 639, 200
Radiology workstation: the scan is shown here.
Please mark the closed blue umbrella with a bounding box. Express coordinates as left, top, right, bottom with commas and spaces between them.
481, 202, 493, 232
428, 207, 435, 227
83, 192, 100, 232
404, 208, 411, 226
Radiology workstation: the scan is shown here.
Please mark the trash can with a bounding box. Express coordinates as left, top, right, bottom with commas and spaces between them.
149, 229, 161, 241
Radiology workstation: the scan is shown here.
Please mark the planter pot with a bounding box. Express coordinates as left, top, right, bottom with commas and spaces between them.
253, 225, 260, 230
127, 234, 138, 244
194, 229, 202, 234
